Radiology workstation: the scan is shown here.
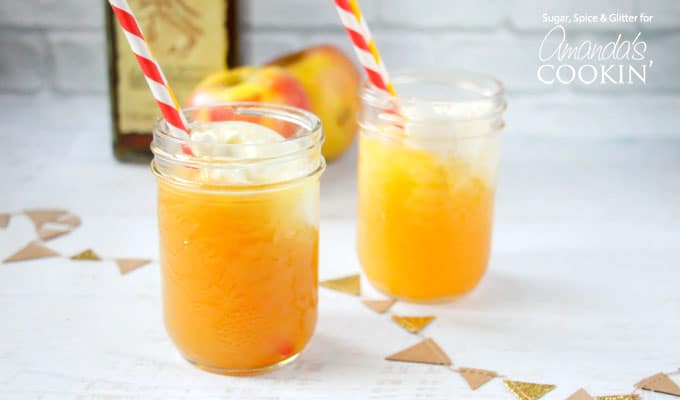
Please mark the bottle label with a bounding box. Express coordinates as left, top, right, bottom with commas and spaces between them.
115, 0, 228, 134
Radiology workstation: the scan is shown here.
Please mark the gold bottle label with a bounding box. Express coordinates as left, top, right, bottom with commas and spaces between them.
115, 0, 228, 134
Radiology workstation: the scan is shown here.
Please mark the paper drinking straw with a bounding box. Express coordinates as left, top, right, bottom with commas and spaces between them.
108, 0, 189, 136
334, 0, 396, 95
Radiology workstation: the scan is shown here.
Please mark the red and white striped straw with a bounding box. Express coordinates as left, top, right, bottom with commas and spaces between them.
108, 0, 189, 136
334, 0, 396, 95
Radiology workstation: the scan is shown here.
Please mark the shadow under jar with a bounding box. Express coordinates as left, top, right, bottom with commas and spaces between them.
151, 103, 325, 375
357, 71, 506, 303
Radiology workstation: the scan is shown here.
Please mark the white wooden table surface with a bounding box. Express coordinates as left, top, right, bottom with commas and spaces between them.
1, 95, 679, 399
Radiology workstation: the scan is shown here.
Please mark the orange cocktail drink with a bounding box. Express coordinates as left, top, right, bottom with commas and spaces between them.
152, 103, 325, 375
357, 72, 506, 303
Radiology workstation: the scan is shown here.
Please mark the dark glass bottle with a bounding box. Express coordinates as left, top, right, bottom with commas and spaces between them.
106, 0, 239, 162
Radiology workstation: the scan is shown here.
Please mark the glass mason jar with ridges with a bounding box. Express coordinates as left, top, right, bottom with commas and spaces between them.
357, 71, 506, 303
152, 103, 325, 375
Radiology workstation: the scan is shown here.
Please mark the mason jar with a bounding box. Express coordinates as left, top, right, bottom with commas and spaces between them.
151, 103, 325, 375
357, 71, 506, 303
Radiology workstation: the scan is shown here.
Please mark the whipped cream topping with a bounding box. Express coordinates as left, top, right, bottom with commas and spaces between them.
400, 100, 497, 139
377, 100, 501, 185
187, 121, 310, 185
189, 121, 286, 157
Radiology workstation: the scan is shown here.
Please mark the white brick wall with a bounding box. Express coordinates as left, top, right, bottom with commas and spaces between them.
243, 0, 377, 28
379, 0, 507, 29
0, 0, 104, 29
49, 31, 107, 93
639, 0, 680, 30
0, 0, 678, 137
435, 33, 551, 93
0, 31, 47, 92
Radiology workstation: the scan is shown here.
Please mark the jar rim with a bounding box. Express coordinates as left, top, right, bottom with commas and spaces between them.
361, 69, 507, 121
150, 157, 326, 193
150, 102, 325, 189
152, 102, 323, 163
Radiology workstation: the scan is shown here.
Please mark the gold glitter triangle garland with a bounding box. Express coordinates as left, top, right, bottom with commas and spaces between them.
2, 240, 154, 275
1, 209, 83, 242
635, 372, 680, 396
37, 227, 70, 241
3, 241, 60, 263
391, 315, 435, 334
504, 380, 556, 400
1, 208, 153, 275
565, 388, 646, 400
24, 209, 68, 229
355, 266, 677, 398
458, 367, 497, 390
320, 274, 360, 296
71, 249, 102, 261
116, 258, 152, 275
567, 388, 594, 400
57, 214, 81, 229
362, 298, 396, 314
386, 338, 451, 366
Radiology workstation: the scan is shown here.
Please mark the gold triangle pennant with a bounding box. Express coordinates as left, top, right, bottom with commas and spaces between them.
362, 298, 396, 314
392, 315, 435, 334
3, 241, 60, 263
37, 227, 70, 241
567, 389, 594, 400
71, 249, 101, 261
635, 372, 680, 397
0, 213, 9, 228
594, 395, 639, 400
567, 388, 594, 400
386, 338, 451, 366
116, 258, 152, 275
319, 274, 360, 296
24, 209, 68, 229
459, 367, 497, 390
57, 214, 81, 229
504, 380, 556, 400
